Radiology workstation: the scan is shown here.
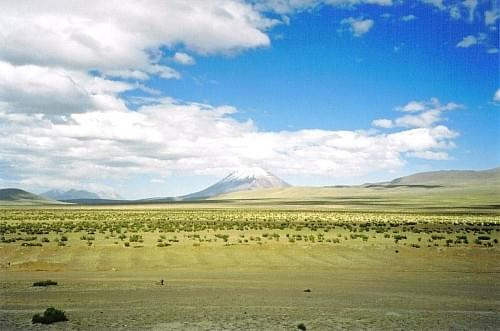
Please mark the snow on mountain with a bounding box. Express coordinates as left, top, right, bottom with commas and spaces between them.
180, 167, 290, 200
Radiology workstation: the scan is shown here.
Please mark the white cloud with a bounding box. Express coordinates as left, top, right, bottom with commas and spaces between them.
0, 61, 131, 115
494, 89, 500, 103
341, 17, 374, 37
372, 119, 393, 128
374, 98, 463, 129
401, 14, 417, 21
462, 0, 477, 22
0, 0, 275, 73
456, 33, 495, 53
421, 0, 490, 24
394, 109, 442, 128
485, 9, 500, 26
421, 0, 445, 10
0, 97, 459, 188
173, 52, 196, 65
0, 0, 465, 192
408, 151, 450, 160
254, 0, 392, 14
456, 35, 478, 48
395, 100, 428, 112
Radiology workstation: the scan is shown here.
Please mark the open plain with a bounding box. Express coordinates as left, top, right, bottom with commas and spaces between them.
1, 207, 499, 330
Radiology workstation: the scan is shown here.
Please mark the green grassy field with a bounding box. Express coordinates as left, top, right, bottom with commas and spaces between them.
1, 207, 499, 330
213, 184, 500, 213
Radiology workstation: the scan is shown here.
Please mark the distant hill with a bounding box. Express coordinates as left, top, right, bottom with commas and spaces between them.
388, 167, 500, 187
179, 167, 290, 200
213, 167, 500, 212
41, 188, 122, 201
42, 189, 101, 201
0, 188, 61, 205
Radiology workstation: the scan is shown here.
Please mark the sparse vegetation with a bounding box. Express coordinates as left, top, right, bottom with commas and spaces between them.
33, 280, 58, 287
0, 209, 497, 251
32, 307, 68, 324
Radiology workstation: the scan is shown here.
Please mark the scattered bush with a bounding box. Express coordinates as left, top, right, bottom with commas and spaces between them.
33, 280, 58, 287
297, 323, 307, 330
32, 307, 68, 324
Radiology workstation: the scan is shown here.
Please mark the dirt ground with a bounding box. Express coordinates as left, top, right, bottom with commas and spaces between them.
1, 244, 499, 330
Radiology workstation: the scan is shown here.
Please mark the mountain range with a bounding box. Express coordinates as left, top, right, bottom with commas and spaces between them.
42, 189, 101, 201
0, 167, 498, 206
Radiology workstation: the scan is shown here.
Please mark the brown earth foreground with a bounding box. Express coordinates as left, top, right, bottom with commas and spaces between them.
1, 244, 499, 330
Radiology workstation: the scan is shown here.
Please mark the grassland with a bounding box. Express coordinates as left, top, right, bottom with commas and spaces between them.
0, 207, 499, 330
213, 184, 500, 213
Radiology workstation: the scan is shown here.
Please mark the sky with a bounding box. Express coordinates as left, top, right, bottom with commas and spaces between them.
0, 0, 498, 199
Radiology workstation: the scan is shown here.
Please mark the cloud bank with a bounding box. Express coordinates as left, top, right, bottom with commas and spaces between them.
0, 0, 469, 192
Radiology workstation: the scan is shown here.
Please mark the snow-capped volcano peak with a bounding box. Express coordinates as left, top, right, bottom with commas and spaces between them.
223, 167, 274, 181
180, 167, 290, 200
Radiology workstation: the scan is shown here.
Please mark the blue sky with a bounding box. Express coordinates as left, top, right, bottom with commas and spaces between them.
0, 0, 498, 199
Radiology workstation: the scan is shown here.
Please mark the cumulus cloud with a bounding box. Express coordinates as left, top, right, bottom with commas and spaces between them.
420, 0, 494, 25
173, 52, 196, 65
372, 119, 393, 128
0, 61, 131, 115
373, 98, 462, 129
494, 89, 500, 103
485, 9, 500, 26
462, 0, 478, 22
0, 0, 275, 72
0, 0, 464, 192
421, 0, 445, 10
456, 35, 479, 48
254, 0, 393, 14
0, 96, 460, 187
401, 14, 417, 21
456, 33, 496, 53
341, 17, 375, 37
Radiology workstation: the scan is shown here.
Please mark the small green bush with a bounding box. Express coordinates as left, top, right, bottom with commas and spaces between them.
297, 323, 307, 330
33, 280, 58, 287
32, 307, 68, 324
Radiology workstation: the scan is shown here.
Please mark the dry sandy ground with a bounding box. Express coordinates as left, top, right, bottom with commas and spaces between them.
1, 245, 499, 330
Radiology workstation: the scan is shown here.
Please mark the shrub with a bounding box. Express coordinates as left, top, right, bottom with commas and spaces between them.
129, 234, 142, 242
33, 280, 58, 287
297, 323, 307, 330
21, 242, 42, 247
32, 307, 68, 324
